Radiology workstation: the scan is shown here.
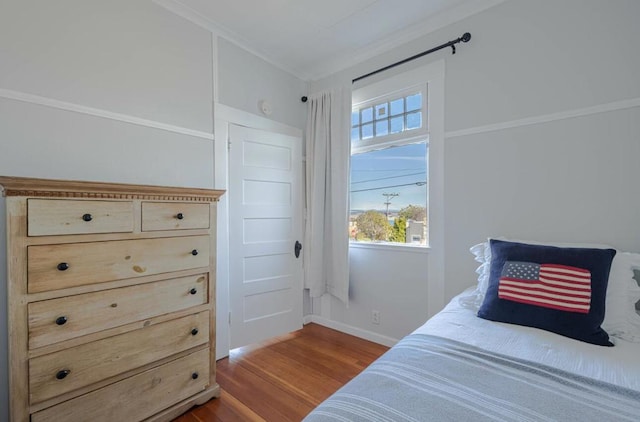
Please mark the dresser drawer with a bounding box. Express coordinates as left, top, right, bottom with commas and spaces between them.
29, 311, 209, 404
142, 202, 210, 231
28, 199, 134, 236
27, 236, 210, 293
31, 348, 210, 422
28, 274, 208, 349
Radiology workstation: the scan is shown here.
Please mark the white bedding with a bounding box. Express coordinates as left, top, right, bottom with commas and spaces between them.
414, 287, 640, 392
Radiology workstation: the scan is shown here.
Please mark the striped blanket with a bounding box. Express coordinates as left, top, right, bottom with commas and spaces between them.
303, 334, 640, 421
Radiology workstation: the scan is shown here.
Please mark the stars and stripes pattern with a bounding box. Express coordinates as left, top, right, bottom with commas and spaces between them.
498, 261, 592, 313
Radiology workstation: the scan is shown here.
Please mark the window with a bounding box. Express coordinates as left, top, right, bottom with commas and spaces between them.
351, 88, 427, 149
350, 85, 428, 246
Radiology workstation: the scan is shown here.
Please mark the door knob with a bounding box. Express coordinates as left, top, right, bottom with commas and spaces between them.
294, 241, 302, 258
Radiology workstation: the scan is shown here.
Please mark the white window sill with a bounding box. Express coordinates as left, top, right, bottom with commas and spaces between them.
349, 241, 430, 254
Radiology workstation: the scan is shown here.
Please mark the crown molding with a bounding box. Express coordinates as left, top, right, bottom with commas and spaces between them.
308, 0, 507, 81
153, 0, 507, 83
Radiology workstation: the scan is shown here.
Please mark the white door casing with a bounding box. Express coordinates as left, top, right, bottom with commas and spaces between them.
228, 124, 303, 349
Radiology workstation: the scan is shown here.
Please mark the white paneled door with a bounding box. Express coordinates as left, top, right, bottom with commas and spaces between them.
228, 124, 303, 349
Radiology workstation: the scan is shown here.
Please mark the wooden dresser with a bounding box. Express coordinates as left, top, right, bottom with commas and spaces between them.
0, 176, 224, 422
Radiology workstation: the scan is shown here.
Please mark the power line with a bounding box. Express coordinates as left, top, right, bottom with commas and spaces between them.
382, 193, 399, 218
351, 171, 425, 185
351, 181, 426, 193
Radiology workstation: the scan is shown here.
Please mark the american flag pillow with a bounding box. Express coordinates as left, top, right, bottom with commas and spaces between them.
498, 261, 591, 313
477, 239, 617, 346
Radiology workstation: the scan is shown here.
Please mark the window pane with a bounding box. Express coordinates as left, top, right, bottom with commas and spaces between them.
351, 111, 359, 126
390, 116, 404, 134
361, 107, 373, 123
375, 120, 388, 136
390, 98, 404, 116
350, 142, 428, 245
375, 103, 388, 120
406, 111, 422, 130
361, 123, 374, 139
406, 93, 421, 112
351, 127, 360, 141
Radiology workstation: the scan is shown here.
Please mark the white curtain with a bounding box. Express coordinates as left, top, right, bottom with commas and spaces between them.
304, 87, 351, 305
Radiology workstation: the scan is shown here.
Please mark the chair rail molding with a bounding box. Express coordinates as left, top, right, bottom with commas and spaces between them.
0, 88, 214, 141
446, 96, 640, 139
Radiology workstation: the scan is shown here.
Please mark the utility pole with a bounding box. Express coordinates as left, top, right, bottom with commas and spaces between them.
382, 193, 399, 218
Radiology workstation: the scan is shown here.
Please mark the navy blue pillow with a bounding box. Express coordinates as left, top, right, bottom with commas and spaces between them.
477, 239, 617, 346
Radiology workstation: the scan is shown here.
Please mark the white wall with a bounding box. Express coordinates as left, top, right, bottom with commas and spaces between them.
0, 1, 215, 419
445, 106, 640, 298
335, 246, 428, 342
1, 0, 213, 132
309, 0, 640, 342
439, 0, 640, 300
0, 98, 214, 186
217, 37, 308, 130
0, 0, 215, 186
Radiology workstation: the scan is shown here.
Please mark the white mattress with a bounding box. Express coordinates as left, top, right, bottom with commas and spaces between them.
414, 287, 640, 392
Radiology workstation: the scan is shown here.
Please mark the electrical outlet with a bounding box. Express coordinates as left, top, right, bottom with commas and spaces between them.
372, 310, 380, 325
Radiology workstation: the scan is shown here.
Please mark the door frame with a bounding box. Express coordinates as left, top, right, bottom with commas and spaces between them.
213, 103, 304, 359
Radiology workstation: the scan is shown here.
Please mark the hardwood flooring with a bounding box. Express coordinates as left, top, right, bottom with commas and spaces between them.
174, 323, 389, 422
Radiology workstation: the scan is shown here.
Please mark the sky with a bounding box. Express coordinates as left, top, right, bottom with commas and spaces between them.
350, 142, 427, 213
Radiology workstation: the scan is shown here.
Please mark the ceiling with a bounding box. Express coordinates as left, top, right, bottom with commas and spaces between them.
159, 0, 504, 81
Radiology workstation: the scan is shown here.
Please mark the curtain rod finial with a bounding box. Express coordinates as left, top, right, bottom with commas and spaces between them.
301, 96, 308, 103
461, 32, 471, 43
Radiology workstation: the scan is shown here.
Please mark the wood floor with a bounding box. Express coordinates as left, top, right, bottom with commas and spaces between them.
174, 323, 389, 422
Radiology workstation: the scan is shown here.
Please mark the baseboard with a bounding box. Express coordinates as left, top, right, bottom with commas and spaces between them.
304, 315, 398, 347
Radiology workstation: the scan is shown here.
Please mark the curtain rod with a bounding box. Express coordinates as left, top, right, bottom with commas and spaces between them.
300, 32, 471, 102
353, 32, 471, 84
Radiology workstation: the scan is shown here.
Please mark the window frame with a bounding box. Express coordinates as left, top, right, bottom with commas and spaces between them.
351, 84, 428, 155
349, 83, 430, 248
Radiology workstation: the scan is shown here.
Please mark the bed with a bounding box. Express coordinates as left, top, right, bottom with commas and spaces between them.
304, 239, 640, 421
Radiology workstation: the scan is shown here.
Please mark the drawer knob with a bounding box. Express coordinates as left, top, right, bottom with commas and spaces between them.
191, 328, 199, 336
189, 288, 197, 295
55, 316, 68, 326
56, 369, 71, 380
176, 213, 184, 220
57, 262, 69, 271
191, 372, 199, 380
82, 213, 93, 222
191, 249, 198, 256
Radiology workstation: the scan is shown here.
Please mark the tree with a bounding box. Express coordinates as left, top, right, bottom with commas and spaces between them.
355, 210, 391, 241
399, 204, 426, 222
390, 216, 407, 243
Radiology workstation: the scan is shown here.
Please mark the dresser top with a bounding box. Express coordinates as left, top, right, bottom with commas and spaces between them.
0, 176, 225, 202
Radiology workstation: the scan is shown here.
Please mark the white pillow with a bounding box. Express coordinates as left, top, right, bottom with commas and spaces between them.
601, 252, 640, 342
465, 238, 640, 342
458, 242, 491, 309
